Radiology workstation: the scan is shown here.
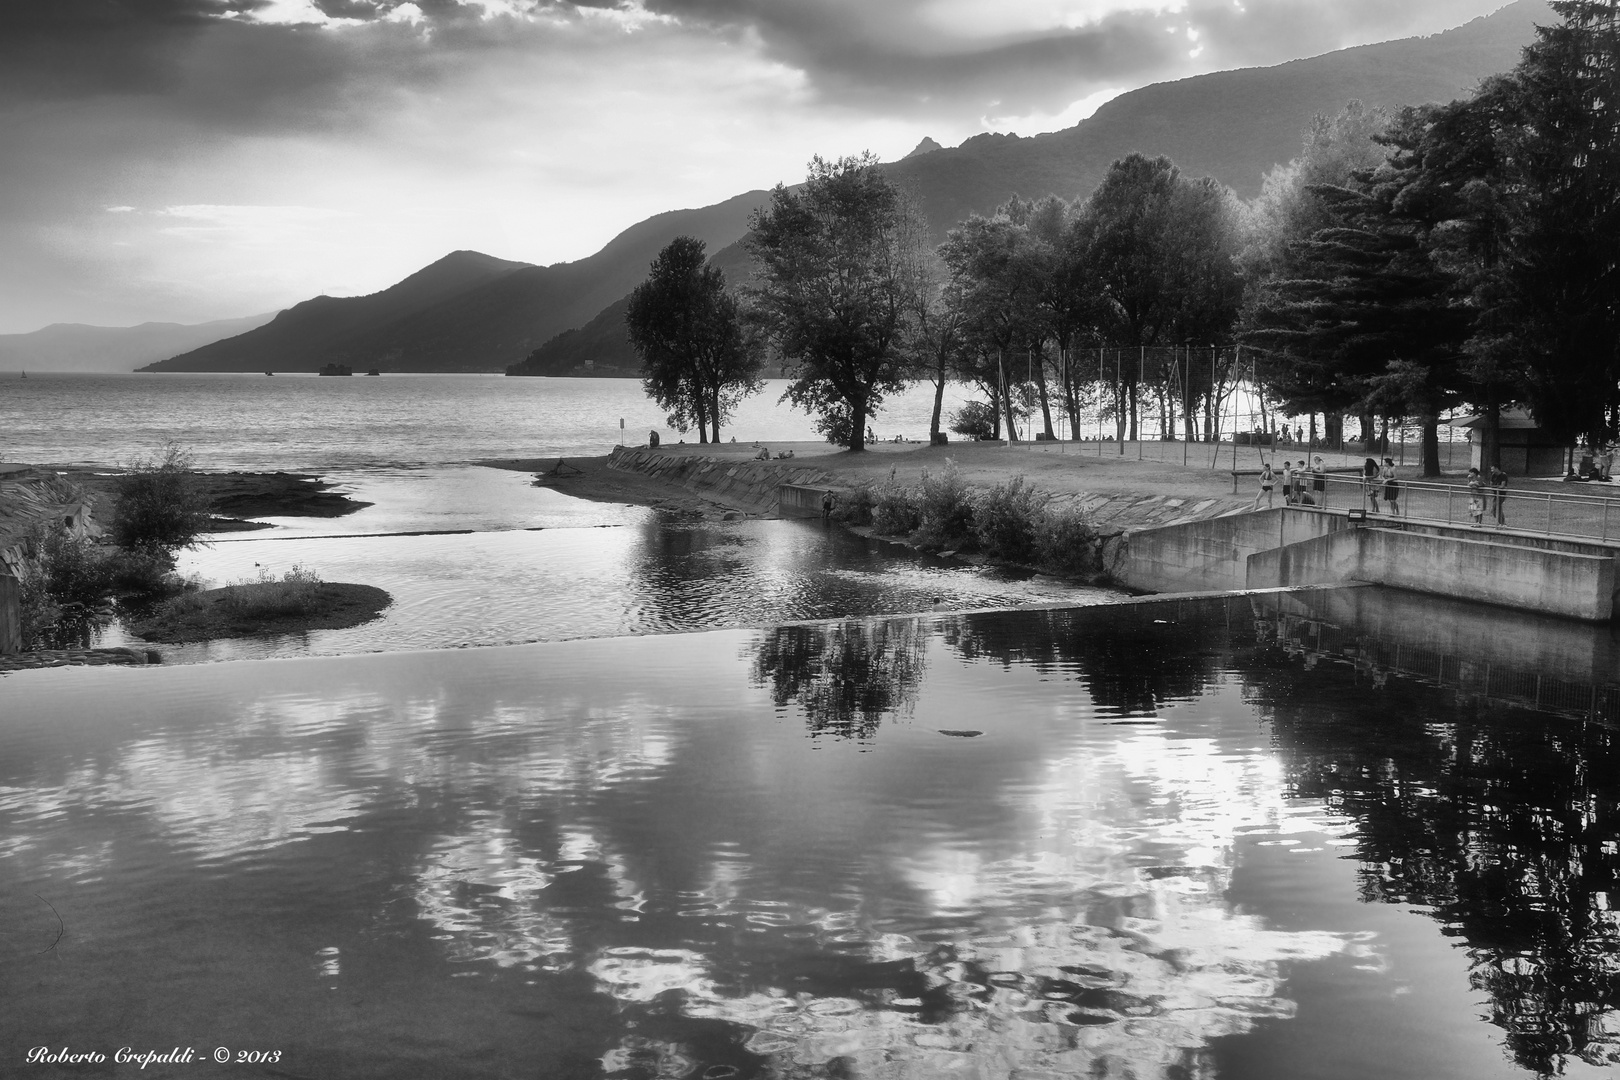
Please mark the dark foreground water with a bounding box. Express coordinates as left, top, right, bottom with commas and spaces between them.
4, 588, 1618, 1079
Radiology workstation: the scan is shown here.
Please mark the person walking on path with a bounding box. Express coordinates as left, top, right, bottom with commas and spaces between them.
1381, 458, 1400, 517
821, 489, 835, 524
1467, 467, 1486, 525
1363, 458, 1381, 513
1490, 464, 1508, 525
1252, 461, 1276, 510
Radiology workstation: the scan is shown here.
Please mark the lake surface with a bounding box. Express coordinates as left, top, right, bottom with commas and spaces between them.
0, 373, 979, 470
5, 590, 1618, 1079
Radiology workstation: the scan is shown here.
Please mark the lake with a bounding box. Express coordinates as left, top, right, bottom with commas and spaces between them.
3, 590, 1617, 1078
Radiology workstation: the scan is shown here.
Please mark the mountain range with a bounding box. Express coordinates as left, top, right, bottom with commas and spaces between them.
117, 0, 1550, 377
0, 313, 276, 374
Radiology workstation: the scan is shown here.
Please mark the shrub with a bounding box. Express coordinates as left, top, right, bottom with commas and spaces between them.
110, 443, 212, 556
949, 401, 997, 440
914, 461, 975, 549
973, 476, 1046, 564
870, 480, 921, 535
220, 564, 324, 616
831, 483, 875, 526
1036, 503, 1102, 577
16, 525, 116, 650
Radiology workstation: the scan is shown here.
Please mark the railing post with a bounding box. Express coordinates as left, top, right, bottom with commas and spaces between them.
1604, 498, 1611, 542
1546, 493, 1553, 535
1447, 486, 1454, 524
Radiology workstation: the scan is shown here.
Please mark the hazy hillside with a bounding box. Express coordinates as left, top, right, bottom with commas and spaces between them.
142, 193, 771, 373
0, 312, 277, 373
510, 0, 1549, 377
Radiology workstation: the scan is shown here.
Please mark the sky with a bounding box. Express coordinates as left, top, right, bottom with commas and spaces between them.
1, 0, 1521, 334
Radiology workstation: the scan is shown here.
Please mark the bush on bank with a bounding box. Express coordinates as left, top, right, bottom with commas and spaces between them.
850, 464, 1105, 579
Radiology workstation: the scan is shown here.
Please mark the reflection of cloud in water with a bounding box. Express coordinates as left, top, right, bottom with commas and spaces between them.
577, 713, 1368, 1077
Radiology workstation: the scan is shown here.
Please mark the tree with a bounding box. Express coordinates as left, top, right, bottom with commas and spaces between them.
747, 154, 921, 451
626, 236, 762, 443
940, 208, 1046, 441
110, 443, 212, 556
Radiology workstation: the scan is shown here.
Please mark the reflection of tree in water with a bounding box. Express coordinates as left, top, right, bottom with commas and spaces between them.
941, 605, 1228, 716
749, 619, 928, 739
1242, 629, 1620, 1075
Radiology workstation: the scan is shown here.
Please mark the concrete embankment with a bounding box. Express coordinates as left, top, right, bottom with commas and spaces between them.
1121, 506, 1620, 622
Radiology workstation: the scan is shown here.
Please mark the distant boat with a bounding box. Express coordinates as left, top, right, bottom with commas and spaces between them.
365, 368, 380, 376
265, 371, 275, 376
318, 363, 353, 376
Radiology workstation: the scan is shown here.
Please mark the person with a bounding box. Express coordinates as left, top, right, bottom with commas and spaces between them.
1467, 467, 1485, 525
648, 429, 660, 449
1251, 460, 1275, 510
1363, 457, 1381, 513
1280, 460, 1294, 505
1490, 463, 1508, 525
754, 445, 770, 461
1603, 445, 1614, 482
1381, 457, 1400, 517
1312, 456, 1326, 506
821, 489, 835, 524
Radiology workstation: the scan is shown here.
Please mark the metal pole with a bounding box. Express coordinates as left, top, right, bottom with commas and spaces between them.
1547, 492, 1553, 535
1603, 498, 1610, 541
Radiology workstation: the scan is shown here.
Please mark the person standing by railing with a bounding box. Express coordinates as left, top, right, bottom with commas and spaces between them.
1280, 460, 1295, 506
1381, 458, 1400, 517
1467, 467, 1486, 526
1490, 464, 1508, 526
1363, 458, 1380, 513
1311, 457, 1326, 507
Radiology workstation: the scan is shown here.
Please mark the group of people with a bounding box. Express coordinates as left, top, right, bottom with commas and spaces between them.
1251, 455, 1403, 514
1466, 464, 1510, 526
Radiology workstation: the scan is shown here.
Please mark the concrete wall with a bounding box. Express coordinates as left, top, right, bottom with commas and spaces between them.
1118, 508, 1346, 593
0, 573, 19, 655
1247, 526, 1616, 621
779, 484, 836, 519
1361, 527, 1615, 622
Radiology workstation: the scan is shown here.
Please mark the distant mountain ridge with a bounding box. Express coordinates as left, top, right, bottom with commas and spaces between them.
142, 0, 1550, 376
142, 195, 771, 373
510, 0, 1551, 377
0, 312, 277, 373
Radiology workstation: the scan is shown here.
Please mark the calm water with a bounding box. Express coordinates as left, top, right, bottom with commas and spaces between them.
4, 590, 1619, 1079
0, 373, 977, 470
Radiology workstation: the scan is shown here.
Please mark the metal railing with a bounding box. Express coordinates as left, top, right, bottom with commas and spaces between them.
1292, 473, 1620, 542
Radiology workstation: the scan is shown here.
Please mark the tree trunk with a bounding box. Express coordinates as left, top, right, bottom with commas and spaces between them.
1483, 393, 1501, 470
1128, 381, 1139, 442
1421, 416, 1441, 477
1358, 411, 1375, 446
711, 388, 722, 443
849, 392, 867, 451
1325, 413, 1344, 450
1033, 350, 1055, 440
999, 348, 1019, 442
929, 367, 945, 441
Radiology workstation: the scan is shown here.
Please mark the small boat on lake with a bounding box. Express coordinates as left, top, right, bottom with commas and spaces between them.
365, 369, 380, 376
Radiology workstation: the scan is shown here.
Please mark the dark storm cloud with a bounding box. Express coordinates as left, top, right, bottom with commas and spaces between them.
1, 0, 1517, 130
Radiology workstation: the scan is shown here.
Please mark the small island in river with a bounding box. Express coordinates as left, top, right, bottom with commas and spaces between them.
130, 582, 392, 643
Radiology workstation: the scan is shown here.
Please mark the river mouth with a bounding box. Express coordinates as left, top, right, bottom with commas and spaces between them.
6, 594, 1619, 1079
86, 464, 1118, 663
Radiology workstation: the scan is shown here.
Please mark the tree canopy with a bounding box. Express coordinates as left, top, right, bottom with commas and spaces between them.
625, 236, 761, 443
747, 154, 924, 451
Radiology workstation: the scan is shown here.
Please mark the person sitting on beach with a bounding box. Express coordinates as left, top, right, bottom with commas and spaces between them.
755, 446, 770, 460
